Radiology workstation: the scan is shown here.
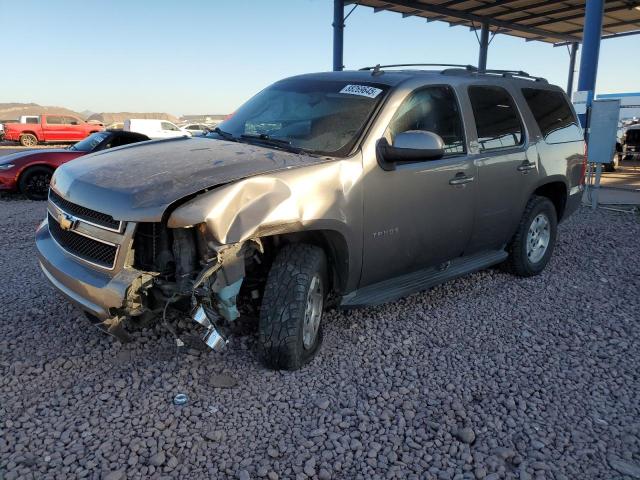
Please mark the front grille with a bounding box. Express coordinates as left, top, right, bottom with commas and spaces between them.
48, 213, 118, 269
49, 190, 121, 231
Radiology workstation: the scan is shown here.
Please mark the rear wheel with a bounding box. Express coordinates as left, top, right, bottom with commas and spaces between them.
504, 195, 558, 277
258, 244, 327, 370
18, 166, 53, 200
604, 156, 618, 172
19, 134, 38, 147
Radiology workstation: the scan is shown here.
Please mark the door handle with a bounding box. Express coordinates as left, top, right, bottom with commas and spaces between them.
449, 173, 475, 185
517, 161, 537, 172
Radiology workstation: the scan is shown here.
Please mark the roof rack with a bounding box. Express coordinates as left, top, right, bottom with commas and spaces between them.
358, 64, 547, 83
359, 63, 477, 75
480, 69, 548, 83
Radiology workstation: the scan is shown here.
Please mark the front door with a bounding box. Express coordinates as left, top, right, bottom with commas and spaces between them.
62, 116, 85, 141
360, 85, 477, 287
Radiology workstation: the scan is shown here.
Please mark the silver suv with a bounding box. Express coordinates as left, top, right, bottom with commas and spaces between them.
36, 65, 585, 370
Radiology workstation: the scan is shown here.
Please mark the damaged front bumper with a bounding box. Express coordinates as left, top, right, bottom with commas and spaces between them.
36, 221, 152, 336
36, 218, 247, 348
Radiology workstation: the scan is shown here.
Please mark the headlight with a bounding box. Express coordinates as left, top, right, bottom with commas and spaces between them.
0, 163, 15, 170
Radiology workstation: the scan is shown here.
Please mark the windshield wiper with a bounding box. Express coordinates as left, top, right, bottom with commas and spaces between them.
240, 133, 292, 145
212, 127, 237, 141
240, 133, 306, 153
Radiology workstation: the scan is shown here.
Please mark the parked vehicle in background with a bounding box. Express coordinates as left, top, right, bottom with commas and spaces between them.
181, 123, 211, 136
3, 115, 103, 147
124, 119, 191, 139
19, 115, 40, 124
0, 130, 148, 200
37, 66, 585, 370
622, 125, 640, 160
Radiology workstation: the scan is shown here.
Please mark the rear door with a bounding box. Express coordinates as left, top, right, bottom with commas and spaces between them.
464, 84, 539, 253
361, 85, 476, 286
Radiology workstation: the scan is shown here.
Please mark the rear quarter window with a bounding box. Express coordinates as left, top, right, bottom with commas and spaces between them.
522, 88, 583, 144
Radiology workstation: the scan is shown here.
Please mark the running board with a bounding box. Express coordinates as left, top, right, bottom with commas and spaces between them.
341, 250, 508, 308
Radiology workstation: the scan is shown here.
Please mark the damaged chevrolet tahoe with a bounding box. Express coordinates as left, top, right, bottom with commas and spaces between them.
36, 65, 586, 370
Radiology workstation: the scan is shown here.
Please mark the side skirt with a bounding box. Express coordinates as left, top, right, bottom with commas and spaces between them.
340, 250, 508, 308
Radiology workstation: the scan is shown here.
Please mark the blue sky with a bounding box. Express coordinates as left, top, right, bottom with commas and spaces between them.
1, 0, 638, 115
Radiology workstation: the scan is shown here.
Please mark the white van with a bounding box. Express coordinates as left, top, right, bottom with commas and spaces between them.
124, 119, 191, 140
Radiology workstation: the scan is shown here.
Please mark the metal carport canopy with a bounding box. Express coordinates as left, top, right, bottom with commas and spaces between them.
333, 0, 640, 105
345, 0, 640, 44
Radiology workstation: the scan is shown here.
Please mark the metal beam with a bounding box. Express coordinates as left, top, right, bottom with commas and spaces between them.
577, 0, 604, 126
440, 0, 475, 7
371, 0, 581, 42
600, 29, 640, 40
333, 0, 344, 71
564, 17, 640, 36
554, 29, 640, 46
526, 3, 636, 29
402, 9, 421, 18
465, 0, 570, 15
478, 22, 490, 73
566, 42, 578, 96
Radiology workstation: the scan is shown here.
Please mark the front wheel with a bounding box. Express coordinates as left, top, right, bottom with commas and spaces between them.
258, 244, 327, 370
504, 196, 558, 277
18, 166, 53, 200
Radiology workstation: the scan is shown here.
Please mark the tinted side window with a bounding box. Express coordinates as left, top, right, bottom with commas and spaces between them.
522, 88, 583, 144
63, 116, 79, 125
468, 86, 523, 151
25, 117, 39, 124
387, 86, 465, 154
46, 116, 62, 125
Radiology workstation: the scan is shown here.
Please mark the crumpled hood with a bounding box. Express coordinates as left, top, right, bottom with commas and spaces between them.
51, 137, 326, 222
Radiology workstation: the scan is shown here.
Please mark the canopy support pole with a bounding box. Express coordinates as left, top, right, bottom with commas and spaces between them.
478, 22, 489, 73
333, 0, 345, 71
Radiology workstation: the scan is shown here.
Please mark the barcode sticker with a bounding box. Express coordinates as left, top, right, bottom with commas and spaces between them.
339, 84, 383, 98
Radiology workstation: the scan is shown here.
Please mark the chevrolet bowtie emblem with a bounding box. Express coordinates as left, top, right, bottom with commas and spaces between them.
58, 213, 77, 231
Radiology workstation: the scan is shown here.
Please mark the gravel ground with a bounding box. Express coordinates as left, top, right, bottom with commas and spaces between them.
1, 200, 639, 480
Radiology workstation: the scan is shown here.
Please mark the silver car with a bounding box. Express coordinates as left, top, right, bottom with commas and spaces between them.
36, 66, 585, 370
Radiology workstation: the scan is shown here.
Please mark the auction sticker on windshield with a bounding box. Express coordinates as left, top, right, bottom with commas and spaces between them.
339, 84, 383, 98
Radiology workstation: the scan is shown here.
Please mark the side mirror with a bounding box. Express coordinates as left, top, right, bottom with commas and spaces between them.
380, 131, 445, 165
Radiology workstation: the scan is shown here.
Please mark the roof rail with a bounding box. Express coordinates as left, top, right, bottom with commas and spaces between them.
481, 69, 548, 83
357, 64, 547, 82
359, 63, 477, 75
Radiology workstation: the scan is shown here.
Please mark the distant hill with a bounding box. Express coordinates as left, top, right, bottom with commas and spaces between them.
87, 112, 179, 125
0, 102, 84, 121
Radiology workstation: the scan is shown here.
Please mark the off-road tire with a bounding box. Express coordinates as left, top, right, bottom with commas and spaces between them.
19, 134, 38, 147
504, 195, 558, 277
258, 244, 327, 370
18, 166, 53, 200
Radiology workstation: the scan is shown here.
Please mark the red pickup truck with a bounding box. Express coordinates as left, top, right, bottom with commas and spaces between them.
3, 115, 103, 147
